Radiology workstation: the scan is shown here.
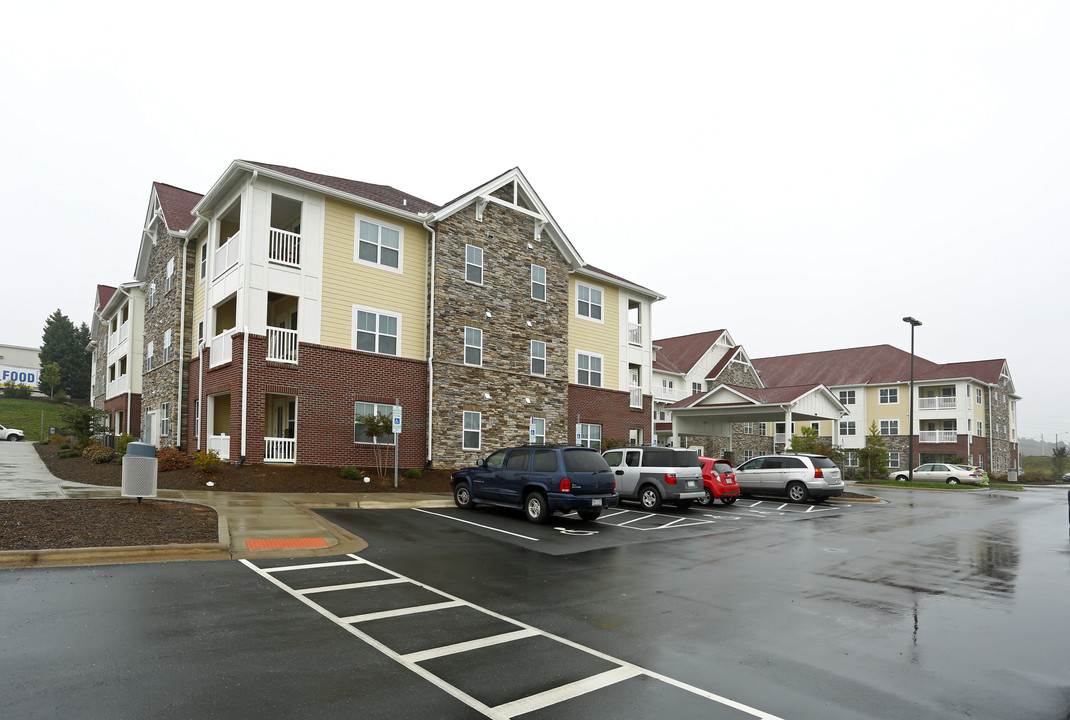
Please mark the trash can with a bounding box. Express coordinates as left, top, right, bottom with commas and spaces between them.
122, 441, 158, 500
1007, 468, 1018, 483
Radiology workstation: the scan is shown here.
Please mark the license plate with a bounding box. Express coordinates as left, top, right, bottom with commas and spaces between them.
592, 498, 602, 507
686, 481, 696, 488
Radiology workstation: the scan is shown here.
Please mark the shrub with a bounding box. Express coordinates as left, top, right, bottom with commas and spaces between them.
340, 467, 362, 480
192, 449, 224, 473
81, 441, 103, 458
57, 448, 80, 459
1, 382, 33, 399
116, 433, 134, 455
404, 468, 422, 479
91, 447, 117, 464
53, 389, 69, 402
156, 446, 191, 471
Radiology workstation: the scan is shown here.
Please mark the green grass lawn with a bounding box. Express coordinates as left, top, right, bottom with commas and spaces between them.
0, 397, 68, 442
855, 477, 1023, 491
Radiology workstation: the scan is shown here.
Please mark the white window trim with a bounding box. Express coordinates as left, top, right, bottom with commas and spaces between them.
578, 422, 602, 450
839, 389, 856, 405
887, 452, 900, 469
576, 350, 604, 388
879, 387, 900, 405
353, 214, 404, 274
530, 339, 546, 377
199, 241, 208, 280
463, 410, 481, 451
530, 416, 546, 445
531, 264, 546, 302
465, 244, 484, 286
840, 421, 856, 436
575, 281, 605, 324
880, 419, 899, 436
464, 326, 483, 367
351, 304, 402, 357
354, 401, 397, 445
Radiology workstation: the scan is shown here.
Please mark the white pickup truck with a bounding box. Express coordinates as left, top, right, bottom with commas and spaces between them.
0, 423, 25, 441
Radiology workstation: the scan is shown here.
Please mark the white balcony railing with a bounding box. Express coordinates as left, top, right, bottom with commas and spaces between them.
108, 322, 130, 353
266, 327, 298, 364
105, 374, 130, 399
653, 386, 691, 403
774, 432, 788, 445
629, 385, 643, 408
268, 228, 301, 268
209, 328, 235, 368
264, 437, 296, 463
214, 232, 241, 278
920, 430, 958, 443
919, 396, 957, 410
208, 434, 230, 460
628, 323, 641, 346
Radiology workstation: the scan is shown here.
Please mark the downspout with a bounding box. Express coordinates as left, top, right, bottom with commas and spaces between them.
176, 235, 189, 449
115, 284, 135, 437
422, 216, 436, 465
198, 339, 204, 451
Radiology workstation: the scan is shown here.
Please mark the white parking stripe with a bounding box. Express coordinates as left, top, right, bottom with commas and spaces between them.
401, 628, 539, 663
615, 513, 656, 526
339, 599, 464, 624
298, 577, 408, 595
412, 508, 540, 541
242, 555, 786, 720
265, 559, 366, 573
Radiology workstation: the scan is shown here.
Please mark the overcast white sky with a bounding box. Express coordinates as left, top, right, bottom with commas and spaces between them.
2, 1, 1066, 439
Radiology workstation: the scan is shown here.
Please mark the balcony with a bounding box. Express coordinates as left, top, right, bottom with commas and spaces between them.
108, 322, 129, 353
209, 328, 235, 368
208, 434, 230, 461
920, 430, 958, 443
653, 386, 691, 403
629, 385, 643, 408
264, 437, 296, 463
214, 232, 241, 278
919, 396, 957, 410
268, 228, 301, 268
105, 374, 130, 399
266, 327, 298, 364
628, 323, 641, 346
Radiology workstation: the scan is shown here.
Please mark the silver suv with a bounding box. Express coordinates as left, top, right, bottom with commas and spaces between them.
734, 453, 844, 503
602, 446, 704, 510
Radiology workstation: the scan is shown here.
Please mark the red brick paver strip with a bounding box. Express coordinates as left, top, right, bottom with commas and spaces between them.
245, 538, 329, 550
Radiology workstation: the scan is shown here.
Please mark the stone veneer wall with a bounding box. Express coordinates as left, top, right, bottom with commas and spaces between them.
90, 316, 109, 414
430, 199, 571, 468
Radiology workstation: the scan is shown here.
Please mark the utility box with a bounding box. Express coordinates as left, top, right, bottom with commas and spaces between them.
122, 441, 158, 499
1007, 468, 1018, 483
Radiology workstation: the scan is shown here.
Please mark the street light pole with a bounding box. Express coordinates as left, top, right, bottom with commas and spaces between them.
903, 317, 922, 481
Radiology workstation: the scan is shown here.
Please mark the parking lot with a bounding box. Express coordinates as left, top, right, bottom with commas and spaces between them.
386, 497, 881, 556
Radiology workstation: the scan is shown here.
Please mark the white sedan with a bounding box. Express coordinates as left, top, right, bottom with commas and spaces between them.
891, 463, 987, 485
0, 424, 25, 441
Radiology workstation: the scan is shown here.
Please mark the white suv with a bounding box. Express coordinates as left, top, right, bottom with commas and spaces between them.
734, 453, 844, 503
0, 424, 24, 441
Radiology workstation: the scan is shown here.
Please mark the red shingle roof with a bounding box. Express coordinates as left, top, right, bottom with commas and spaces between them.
245, 161, 439, 214
918, 359, 1006, 384
580, 265, 661, 297
653, 330, 726, 374
96, 284, 116, 311
153, 182, 203, 232
705, 345, 742, 380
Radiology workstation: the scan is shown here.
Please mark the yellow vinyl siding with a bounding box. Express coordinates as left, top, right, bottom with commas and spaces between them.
192, 237, 206, 343
568, 277, 619, 389
866, 384, 909, 434
320, 198, 427, 359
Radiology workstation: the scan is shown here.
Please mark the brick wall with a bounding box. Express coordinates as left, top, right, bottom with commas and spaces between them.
568, 384, 651, 446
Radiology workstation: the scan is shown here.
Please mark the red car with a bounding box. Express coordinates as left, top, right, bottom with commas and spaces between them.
697, 457, 739, 506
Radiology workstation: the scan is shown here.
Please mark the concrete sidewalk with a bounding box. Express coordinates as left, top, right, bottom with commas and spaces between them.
0, 442, 452, 568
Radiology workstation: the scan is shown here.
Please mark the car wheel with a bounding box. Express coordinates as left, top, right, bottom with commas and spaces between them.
577, 509, 601, 522
7, 435, 18, 442
721, 496, 737, 505
786, 481, 810, 503
946, 478, 959, 485
697, 488, 714, 506
639, 485, 662, 511
895, 475, 909, 482
675, 500, 694, 510
453, 482, 474, 509
524, 491, 550, 523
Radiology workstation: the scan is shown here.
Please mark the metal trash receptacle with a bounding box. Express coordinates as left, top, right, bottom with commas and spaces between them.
122, 441, 158, 500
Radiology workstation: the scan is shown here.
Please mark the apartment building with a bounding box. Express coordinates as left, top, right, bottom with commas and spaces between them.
95, 161, 661, 469
89, 282, 146, 436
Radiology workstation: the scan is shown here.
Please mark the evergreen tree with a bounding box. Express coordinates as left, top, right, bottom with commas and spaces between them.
40, 310, 91, 398
857, 421, 889, 479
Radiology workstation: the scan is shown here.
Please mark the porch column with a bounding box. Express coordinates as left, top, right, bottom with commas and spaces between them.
782, 407, 792, 450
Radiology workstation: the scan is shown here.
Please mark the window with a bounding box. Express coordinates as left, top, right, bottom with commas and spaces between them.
879, 388, 899, 404
531, 264, 546, 301
576, 282, 603, 321
355, 216, 402, 270
757, 422, 767, 435
197, 319, 205, 349
353, 306, 399, 356
880, 419, 899, 436
464, 244, 483, 284
839, 389, 855, 405
658, 411, 666, 421
887, 452, 900, 469
463, 411, 481, 450
976, 388, 982, 404
810, 422, 820, 432
840, 421, 856, 436
194, 399, 201, 440
147, 280, 156, 309
576, 351, 603, 387
165, 257, 175, 293
845, 451, 858, 467
199, 241, 207, 280
743, 449, 754, 462
692, 382, 702, 395
161, 402, 171, 437
578, 422, 601, 450
145, 340, 155, 371
354, 401, 396, 445
530, 416, 546, 445
530, 340, 546, 376
162, 329, 173, 363
743, 422, 754, 434
464, 327, 483, 367
977, 421, 983, 436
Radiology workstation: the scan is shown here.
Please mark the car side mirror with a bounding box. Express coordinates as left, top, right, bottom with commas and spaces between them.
479, 458, 487, 468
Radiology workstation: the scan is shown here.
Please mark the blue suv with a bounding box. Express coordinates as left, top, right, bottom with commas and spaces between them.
450, 445, 619, 523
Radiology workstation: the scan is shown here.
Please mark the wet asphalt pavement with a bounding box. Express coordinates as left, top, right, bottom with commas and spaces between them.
2, 486, 1068, 719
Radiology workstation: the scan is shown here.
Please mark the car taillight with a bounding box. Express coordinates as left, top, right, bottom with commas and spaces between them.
664, 473, 677, 485
814, 467, 824, 478
559, 477, 571, 493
